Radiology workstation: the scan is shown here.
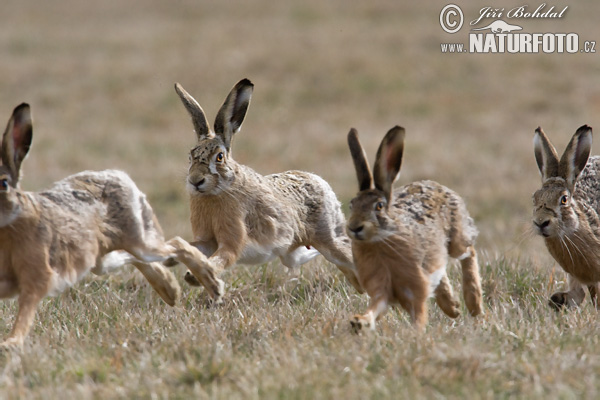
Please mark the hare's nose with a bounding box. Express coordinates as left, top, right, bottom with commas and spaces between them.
349, 225, 364, 234
534, 220, 550, 229
348, 224, 365, 239
191, 177, 206, 188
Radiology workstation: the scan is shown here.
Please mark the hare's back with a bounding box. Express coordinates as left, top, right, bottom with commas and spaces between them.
41, 170, 143, 216
574, 156, 600, 212
393, 180, 455, 215
393, 180, 472, 234
266, 170, 332, 206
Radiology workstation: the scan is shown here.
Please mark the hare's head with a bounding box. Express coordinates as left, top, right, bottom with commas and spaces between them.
0, 103, 32, 227
532, 125, 592, 238
175, 79, 253, 196
346, 127, 405, 242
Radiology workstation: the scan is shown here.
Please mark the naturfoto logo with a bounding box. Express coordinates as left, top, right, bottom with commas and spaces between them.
439, 3, 596, 54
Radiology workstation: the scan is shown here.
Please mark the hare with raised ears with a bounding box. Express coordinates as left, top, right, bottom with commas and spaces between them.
346, 127, 483, 331
173, 79, 363, 302
0, 104, 212, 348
532, 125, 600, 309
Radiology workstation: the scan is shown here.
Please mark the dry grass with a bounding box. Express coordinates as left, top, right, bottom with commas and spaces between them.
1, 0, 600, 398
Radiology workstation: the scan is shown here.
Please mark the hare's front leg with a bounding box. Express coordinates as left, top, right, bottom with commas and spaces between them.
1, 276, 48, 348
406, 293, 429, 331
350, 296, 389, 333
549, 274, 586, 310
588, 283, 599, 308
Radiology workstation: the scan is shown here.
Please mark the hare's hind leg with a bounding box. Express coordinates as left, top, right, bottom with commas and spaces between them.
166, 237, 225, 303
131, 261, 181, 306
458, 247, 483, 316
449, 242, 483, 317
434, 274, 461, 318
313, 236, 363, 293
120, 238, 182, 306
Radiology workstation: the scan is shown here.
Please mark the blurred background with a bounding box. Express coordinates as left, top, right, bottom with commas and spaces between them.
1, 0, 598, 268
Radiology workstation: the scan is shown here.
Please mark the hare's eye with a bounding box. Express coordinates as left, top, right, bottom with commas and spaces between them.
0, 179, 8, 191
216, 152, 224, 163
375, 201, 384, 211
560, 195, 569, 205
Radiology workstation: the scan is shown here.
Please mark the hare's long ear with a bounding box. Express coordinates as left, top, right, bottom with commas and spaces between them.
348, 128, 373, 192
559, 125, 592, 190
373, 126, 405, 204
214, 78, 253, 151
534, 127, 560, 182
2, 103, 32, 186
174, 83, 211, 141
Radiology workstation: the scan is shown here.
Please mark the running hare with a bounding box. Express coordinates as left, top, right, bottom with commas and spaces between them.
532, 125, 600, 309
346, 127, 483, 331
173, 79, 362, 302
0, 103, 209, 348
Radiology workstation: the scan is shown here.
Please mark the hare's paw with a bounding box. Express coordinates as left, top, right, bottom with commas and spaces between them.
185, 272, 225, 305
0, 336, 23, 350
184, 271, 202, 286
350, 314, 372, 334
212, 278, 225, 305
163, 257, 179, 267
549, 291, 571, 310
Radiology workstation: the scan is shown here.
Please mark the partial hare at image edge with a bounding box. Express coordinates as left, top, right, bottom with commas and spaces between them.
0, 103, 212, 348
346, 126, 483, 332
173, 79, 363, 303
532, 125, 600, 310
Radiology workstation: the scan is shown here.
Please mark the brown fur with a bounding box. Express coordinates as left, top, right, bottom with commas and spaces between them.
173, 80, 363, 303
532, 125, 600, 309
0, 104, 208, 348
346, 127, 483, 332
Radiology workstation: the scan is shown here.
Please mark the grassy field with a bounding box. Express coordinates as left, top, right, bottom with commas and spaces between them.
1, 0, 600, 398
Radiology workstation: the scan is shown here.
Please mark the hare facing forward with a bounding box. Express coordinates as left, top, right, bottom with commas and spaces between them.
346, 127, 483, 331
0, 104, 211, 348
173, 79, 362, 302
532, 125, 600, 309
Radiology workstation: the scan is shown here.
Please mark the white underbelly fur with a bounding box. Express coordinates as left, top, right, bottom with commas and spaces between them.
47, 268, 84, 297
428, 266, 447, 297
238, 241, 279, 265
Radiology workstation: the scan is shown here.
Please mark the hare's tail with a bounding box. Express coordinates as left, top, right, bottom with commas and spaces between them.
459, 246, 483, 316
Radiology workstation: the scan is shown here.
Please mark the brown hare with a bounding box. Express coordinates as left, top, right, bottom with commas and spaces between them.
346, 126, 483, 331
532, 125, 600, 309
0, 103, 208, 348
173, 79, 363, 303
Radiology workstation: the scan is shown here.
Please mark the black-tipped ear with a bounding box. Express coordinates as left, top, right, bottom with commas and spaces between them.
174, 83, 211, 141
533, 127, 560, 182
214, 78, 253, 151
2, 103, 32, 186
559, 125, 592, 189
347, 128, 373, 192
373, 126, 405, 203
